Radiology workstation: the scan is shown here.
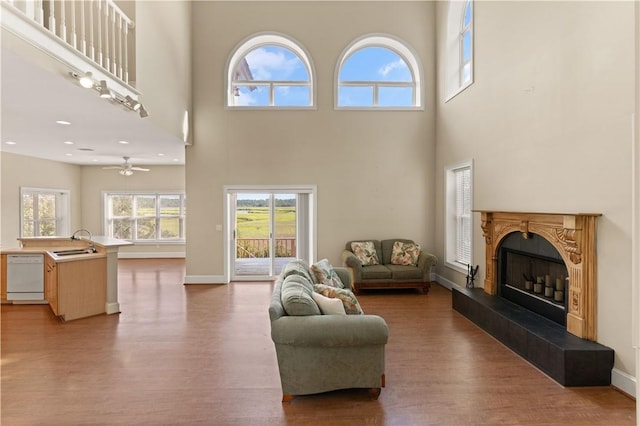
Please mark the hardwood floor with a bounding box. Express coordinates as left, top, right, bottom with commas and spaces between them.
1, 259, 635, 425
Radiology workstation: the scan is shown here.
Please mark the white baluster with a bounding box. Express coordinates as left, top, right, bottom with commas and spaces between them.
123, 21, 128, 84
97, 0, 102, 67
59, 0, 66, 42
111, 6, 116, 74
35, 0, 43, 25
48, 0, 55, 35
24, 0, 35, 21
80, 0, 86, 55
104, 0, 110, 72
117, 16, 123, 79
70, 0, 77, 49
89, 0, 95, 61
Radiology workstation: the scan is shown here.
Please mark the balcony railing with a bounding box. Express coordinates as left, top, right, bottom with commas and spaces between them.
2, 0, 134, 85
236, 238, 296, 259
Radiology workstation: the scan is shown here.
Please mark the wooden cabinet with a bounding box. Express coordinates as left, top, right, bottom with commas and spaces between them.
45, 256, 107, 321
45, 256, 59, 315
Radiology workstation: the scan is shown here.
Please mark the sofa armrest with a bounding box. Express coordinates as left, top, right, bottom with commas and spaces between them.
271, 315, 388, 347
341, 250, 363, 282
333, 267, 353, 291
417, 251, 438, 281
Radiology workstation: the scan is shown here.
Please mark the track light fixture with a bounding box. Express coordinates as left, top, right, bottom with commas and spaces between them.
98, 80, 112, 99
79, 71, 94, 88
70, 70, 149, 118
125, 95, 141, 111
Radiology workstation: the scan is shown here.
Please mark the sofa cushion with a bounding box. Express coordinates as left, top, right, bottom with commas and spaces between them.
310, 258, 345, 288
281, 275, 321, 316
361, 264, 392, 280
390, 241, 421, 266
281, 259, 314, 283
387, 264, 423, 281
350, 241, 380, 265
311, 291, 347, 315
314, 284, 364, 315
381, 239, 415, 265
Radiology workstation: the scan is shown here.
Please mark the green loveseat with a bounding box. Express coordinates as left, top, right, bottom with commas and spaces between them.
342, 239, 437, 294
269, 260, 388, 402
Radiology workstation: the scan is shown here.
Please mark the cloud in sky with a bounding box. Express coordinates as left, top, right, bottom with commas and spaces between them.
245, 47, 303, 80
378, 59, 408, 77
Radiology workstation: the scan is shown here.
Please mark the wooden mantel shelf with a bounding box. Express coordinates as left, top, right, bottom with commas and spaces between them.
473, 210, 601, 341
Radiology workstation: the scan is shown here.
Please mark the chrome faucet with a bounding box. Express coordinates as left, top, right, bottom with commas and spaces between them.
70, 229, 96, 252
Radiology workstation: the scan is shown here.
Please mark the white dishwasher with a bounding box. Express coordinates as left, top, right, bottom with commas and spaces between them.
7, 254, 45, 301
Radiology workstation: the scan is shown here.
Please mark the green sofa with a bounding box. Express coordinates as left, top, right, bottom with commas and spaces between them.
342, 238, 438, 294
268, 260, 388, 402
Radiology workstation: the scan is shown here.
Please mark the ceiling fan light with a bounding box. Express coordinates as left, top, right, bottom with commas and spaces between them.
98, 80, 112, 99
139, 105, 149, 118
79, 72, 94, 89
119, 168, 133, 176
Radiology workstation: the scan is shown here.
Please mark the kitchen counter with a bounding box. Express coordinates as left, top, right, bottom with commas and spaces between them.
1, 236, 133, 320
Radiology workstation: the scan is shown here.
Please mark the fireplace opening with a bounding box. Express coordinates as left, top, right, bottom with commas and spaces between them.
498, 232, 568, 326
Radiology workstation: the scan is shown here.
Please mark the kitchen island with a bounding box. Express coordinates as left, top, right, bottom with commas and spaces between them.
1, 236, 132, 321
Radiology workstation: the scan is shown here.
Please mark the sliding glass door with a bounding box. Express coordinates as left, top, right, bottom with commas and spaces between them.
230, 191, 305, 280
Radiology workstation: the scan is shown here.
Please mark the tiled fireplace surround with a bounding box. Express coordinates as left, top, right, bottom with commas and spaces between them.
452, 211, 614, 386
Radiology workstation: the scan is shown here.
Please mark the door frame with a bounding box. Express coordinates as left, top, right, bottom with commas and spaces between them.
223, 185, 317, 282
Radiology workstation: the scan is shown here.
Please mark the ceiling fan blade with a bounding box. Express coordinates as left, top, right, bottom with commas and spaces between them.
102, 166, 122, 170
131, 167, 150, 171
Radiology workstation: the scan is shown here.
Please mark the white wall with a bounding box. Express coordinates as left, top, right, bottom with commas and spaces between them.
0, 152, 82, 248
187, 1, 436, 279
435, 1, 636, 381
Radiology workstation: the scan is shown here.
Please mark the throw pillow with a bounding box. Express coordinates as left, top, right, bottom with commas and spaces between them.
311, 291, 347, 315
390, 241, 421, 266
310, 258, 345, 288
313, 283, 364, 315
351, 241, 379, 266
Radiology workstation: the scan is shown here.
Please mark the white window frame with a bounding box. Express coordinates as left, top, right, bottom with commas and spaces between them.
103, 191, 186, 244
20, 187, 70, 238
225, 32, 316, 109
445, 160, 473, 274
445, 0, 474, 102
335, 33, 423, 110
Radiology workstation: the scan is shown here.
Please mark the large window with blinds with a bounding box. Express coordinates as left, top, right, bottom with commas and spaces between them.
445, 160, 473, 272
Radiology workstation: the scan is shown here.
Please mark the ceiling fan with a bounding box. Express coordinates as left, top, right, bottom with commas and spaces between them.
103, 156, 150, 176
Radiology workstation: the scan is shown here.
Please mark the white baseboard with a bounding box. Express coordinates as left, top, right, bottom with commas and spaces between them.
435, 274, 458, 290
118, 252, 186, 259
105, 302, 120, 315
184, 275, 227, 284
611, 368, 636, 398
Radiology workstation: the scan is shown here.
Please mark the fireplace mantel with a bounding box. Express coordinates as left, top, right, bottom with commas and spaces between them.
474, 210, 601, 340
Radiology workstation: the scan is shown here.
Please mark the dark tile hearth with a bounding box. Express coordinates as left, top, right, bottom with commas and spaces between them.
452, 286, 614, 386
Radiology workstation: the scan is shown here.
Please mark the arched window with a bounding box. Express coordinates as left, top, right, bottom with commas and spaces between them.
226, 33, 315, 108
445, 0, 474, 101
336, 34, 423, 109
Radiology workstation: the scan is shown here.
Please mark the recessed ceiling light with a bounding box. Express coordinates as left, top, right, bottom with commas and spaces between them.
64, 141, 74, 145
173, 158, 180, 162
118, 140, 129, 145
92, 159, 98, 162
65, 153, 73, 156
5, 141, 16, 145
56, 120, 71, 125
157, 153, 165, 156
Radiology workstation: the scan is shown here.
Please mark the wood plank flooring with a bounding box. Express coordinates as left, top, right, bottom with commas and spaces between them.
1, 259, 635, 425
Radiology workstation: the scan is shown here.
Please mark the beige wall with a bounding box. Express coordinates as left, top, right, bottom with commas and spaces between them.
1, 153, 82, 248
435, 1, 636, 378
187, 1, 436, 278
136, 0, 192, 144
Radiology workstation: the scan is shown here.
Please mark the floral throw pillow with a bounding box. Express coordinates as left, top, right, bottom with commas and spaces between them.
351, 241, 379, 266
311, 258, 345, 288
390, 241, 421, 266
313, 284, 364, 315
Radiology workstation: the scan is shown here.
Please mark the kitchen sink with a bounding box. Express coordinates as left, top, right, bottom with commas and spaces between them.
52, 249, 96, 256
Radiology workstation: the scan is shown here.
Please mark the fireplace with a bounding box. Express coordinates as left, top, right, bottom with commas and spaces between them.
477, 211, 600, 340
498, 233, 568, 326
